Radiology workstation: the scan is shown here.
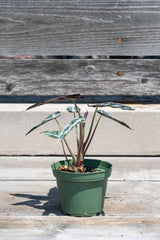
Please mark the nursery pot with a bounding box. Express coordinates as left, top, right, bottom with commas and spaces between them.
51, 159, 112, 217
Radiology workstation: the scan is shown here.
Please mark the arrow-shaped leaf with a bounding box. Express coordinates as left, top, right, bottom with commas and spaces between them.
88, 102, 134, 111
58, 117, 85, 141
66, 106, 81, 113
97, 109, 132, 129
42, 131, 61, 139
26, 94, 83, 110
26, 111, 60, 136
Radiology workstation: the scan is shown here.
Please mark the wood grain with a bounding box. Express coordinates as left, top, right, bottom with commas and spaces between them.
0, 155, 159, 239
0, 181, 160, 217
0, 156, 160, 181
0, 180, 160, 239
0, 59, 160, 96
0, 0, 160, 55
0, 216, 159, 240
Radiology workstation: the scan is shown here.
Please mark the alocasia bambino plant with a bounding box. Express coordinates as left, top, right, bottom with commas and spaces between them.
26, 94, 134, 172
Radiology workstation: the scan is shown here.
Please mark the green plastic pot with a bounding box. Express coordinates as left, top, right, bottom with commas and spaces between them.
51, 159, 112, 217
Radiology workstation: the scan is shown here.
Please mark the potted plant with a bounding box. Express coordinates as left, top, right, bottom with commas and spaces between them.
26, 94, 134, 217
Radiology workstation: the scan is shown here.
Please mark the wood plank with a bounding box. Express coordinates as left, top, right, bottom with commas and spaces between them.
1, 104, 160, 155
1, 215, 160, 229
0, 156, 160, 181
1, 59, 160, 96
0, 181, 160, 217
0, 216, 159, 240
0, 216, 160, 240
0, 1, 160, 55
1, 180, 159, 239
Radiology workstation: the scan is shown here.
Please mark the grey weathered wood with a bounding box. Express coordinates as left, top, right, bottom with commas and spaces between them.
0, 156, 160, 181
0, 216, 159, 240
0, 155, 160, 239
0, 180, 160, 239
0, 0, 160, 55
0, 59, 160, 96
0, 215, 160, 228
0, 180, 160, 217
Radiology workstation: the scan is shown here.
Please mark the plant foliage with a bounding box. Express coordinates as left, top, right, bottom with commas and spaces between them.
25, 111, 60, 135
26, 94, 134, 172
58, 117, 85, 142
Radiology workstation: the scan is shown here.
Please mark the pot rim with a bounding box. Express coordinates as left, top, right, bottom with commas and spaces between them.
51, 158, 112, 181
52, 158, 112, 174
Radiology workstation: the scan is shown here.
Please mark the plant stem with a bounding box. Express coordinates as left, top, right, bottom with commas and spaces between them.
72, 99, 83, 164
73, 112, 79, 155
84, 115, 102, 155
55, 118, 77, 166
61, 140, 74, 170
63, 139, 77, 165
77, 123, 85, 163
72, 99, 81, 117
83, 107, 98, 149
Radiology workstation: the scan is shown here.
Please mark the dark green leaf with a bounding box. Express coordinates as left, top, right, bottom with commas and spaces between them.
88, 102, 134, 110
66, 106, 81, 113
42, 131, 61, 139
97, 109, 132, 129
26, 94, 83, 110
25, 111, 60, 136
58, 117, 85, 141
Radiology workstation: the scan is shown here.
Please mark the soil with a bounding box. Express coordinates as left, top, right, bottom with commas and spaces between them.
57, 165, 97, 173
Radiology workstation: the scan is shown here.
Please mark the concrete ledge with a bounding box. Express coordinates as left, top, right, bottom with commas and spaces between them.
1, 103, 160, 155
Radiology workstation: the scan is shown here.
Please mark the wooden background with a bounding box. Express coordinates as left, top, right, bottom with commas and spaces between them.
0, 0, 160, 56
0, 0, 160, 103
0, 0, 160, 154
0, 1, 160, 239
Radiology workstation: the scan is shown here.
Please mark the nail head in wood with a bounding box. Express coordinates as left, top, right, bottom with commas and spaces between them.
118, 38, 123, 43
117, 71, 124, 76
